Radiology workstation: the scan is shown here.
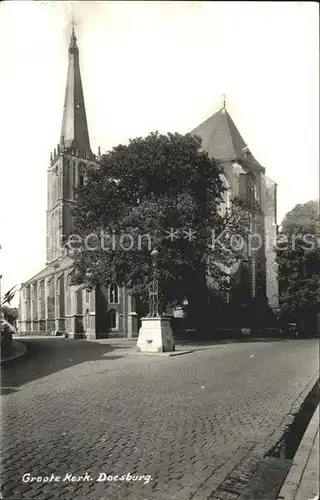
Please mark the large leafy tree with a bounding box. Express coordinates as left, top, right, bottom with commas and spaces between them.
69, 132, 255, 330
276, 200, 320, 327
281, 200, 319, 235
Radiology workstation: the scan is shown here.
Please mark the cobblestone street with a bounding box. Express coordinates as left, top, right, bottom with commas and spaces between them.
1, 338, 319, 500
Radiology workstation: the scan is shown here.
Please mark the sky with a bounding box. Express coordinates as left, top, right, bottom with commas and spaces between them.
0, 1, 319, 306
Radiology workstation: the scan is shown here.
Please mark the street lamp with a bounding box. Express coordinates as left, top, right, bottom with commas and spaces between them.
149, 248, 159, 317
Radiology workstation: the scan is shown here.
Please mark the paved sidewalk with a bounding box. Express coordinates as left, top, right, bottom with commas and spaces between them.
277, 405, 319, 500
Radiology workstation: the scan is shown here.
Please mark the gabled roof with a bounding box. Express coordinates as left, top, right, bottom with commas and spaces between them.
191, 106, 264, 170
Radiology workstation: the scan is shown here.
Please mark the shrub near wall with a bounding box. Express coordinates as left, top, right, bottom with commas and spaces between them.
1, 319, 14, 357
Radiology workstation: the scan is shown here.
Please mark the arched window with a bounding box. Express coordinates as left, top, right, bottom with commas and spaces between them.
78, 162, 85, 188
219, 174, 230, 217
84, 309, 90, 332
51, 213, 56, 258
109, 309, 117, 330
55, 276, 60, 296
56, 211, 60, 255
52, 172, 56, 204
54, 167, 60, 199
68, 160, 75, 199
109, 284, 119, 304
65, 274, 72, 313
247, 174, 257, 201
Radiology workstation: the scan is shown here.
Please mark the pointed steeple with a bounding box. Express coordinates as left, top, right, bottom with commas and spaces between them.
60, 24, 92, 157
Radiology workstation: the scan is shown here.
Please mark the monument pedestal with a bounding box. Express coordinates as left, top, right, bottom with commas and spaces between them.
136, 316, 175, 353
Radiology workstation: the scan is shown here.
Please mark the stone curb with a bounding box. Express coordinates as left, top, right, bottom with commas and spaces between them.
132, 349, 194, 357
277, 404, 319, 500
0, 340, 27, 365
176, 337, 319, 345
14, 335, 66, 339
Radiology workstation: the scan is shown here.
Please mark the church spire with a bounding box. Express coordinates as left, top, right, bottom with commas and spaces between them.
59, 24, 92, 157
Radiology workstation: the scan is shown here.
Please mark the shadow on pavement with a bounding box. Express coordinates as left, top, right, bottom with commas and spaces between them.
1, 338, 126, 391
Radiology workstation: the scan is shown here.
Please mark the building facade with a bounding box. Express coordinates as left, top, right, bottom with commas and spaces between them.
191, 107, 279, 318
18, 28, 278, 337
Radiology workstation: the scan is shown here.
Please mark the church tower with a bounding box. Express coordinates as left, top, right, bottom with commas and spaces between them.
191, 103, 279, 313
46, 26, 96, 265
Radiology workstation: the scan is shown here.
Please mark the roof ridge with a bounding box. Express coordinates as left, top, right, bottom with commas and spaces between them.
225, 111, 237, 159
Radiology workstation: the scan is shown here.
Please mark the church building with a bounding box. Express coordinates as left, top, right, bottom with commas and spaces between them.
18, 28, 278, 337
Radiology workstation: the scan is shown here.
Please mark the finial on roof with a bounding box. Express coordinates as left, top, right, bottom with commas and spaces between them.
69, 15, 78, 51
223, 94, 227, 110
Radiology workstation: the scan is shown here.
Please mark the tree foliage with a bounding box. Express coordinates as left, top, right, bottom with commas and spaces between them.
70, 132, 256, 314
2, 305, 19, 325
280, 200, 319, 235
276, 200, 320, 317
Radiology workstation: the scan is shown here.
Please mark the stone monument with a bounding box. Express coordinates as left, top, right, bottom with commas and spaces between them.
136, 249, 175, 353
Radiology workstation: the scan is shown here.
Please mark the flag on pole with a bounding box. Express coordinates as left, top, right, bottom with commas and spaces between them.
2, 285, 18, 306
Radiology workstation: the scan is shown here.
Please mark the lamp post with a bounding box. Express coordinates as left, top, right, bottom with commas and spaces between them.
149, 248, 159, 317
136, 247, 175, 353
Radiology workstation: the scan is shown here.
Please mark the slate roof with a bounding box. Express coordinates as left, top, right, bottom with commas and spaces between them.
21, 256, 74, 286
191, 106, 264, 170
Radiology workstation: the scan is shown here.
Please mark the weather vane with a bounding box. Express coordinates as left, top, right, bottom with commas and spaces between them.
67, 1, 76, 14
71, 12, 77, 30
